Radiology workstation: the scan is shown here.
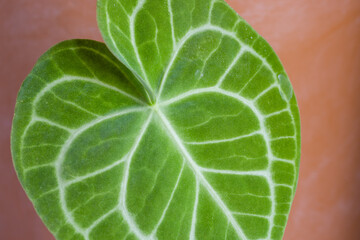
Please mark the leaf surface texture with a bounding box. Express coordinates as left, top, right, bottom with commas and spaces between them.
11, 0, 300, 239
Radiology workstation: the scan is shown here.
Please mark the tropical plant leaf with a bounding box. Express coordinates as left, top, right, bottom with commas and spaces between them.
11, 0, 300, 240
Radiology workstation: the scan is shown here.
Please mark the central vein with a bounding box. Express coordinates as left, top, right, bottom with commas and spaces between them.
153, 106, 248, 239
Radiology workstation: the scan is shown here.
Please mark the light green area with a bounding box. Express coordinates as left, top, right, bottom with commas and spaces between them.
11, 0, 300, 239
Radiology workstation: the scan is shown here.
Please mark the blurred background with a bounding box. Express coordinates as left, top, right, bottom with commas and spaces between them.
0, 0, 359, 239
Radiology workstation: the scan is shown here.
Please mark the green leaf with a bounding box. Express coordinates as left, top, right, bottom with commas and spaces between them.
11, 0, 300, 239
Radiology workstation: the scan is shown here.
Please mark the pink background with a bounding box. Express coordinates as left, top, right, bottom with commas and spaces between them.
1, 0, 359, 239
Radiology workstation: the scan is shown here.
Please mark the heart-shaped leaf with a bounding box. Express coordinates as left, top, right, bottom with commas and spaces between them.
11, 0, 300, 239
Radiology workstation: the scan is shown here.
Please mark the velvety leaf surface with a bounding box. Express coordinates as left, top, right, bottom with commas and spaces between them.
11, 0, 300, 240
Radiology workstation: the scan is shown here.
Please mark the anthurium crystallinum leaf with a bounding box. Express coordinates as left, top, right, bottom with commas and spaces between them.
11, 0, 301, 239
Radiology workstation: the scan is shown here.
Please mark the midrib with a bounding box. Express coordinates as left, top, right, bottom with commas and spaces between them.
154, 107, 247, 240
